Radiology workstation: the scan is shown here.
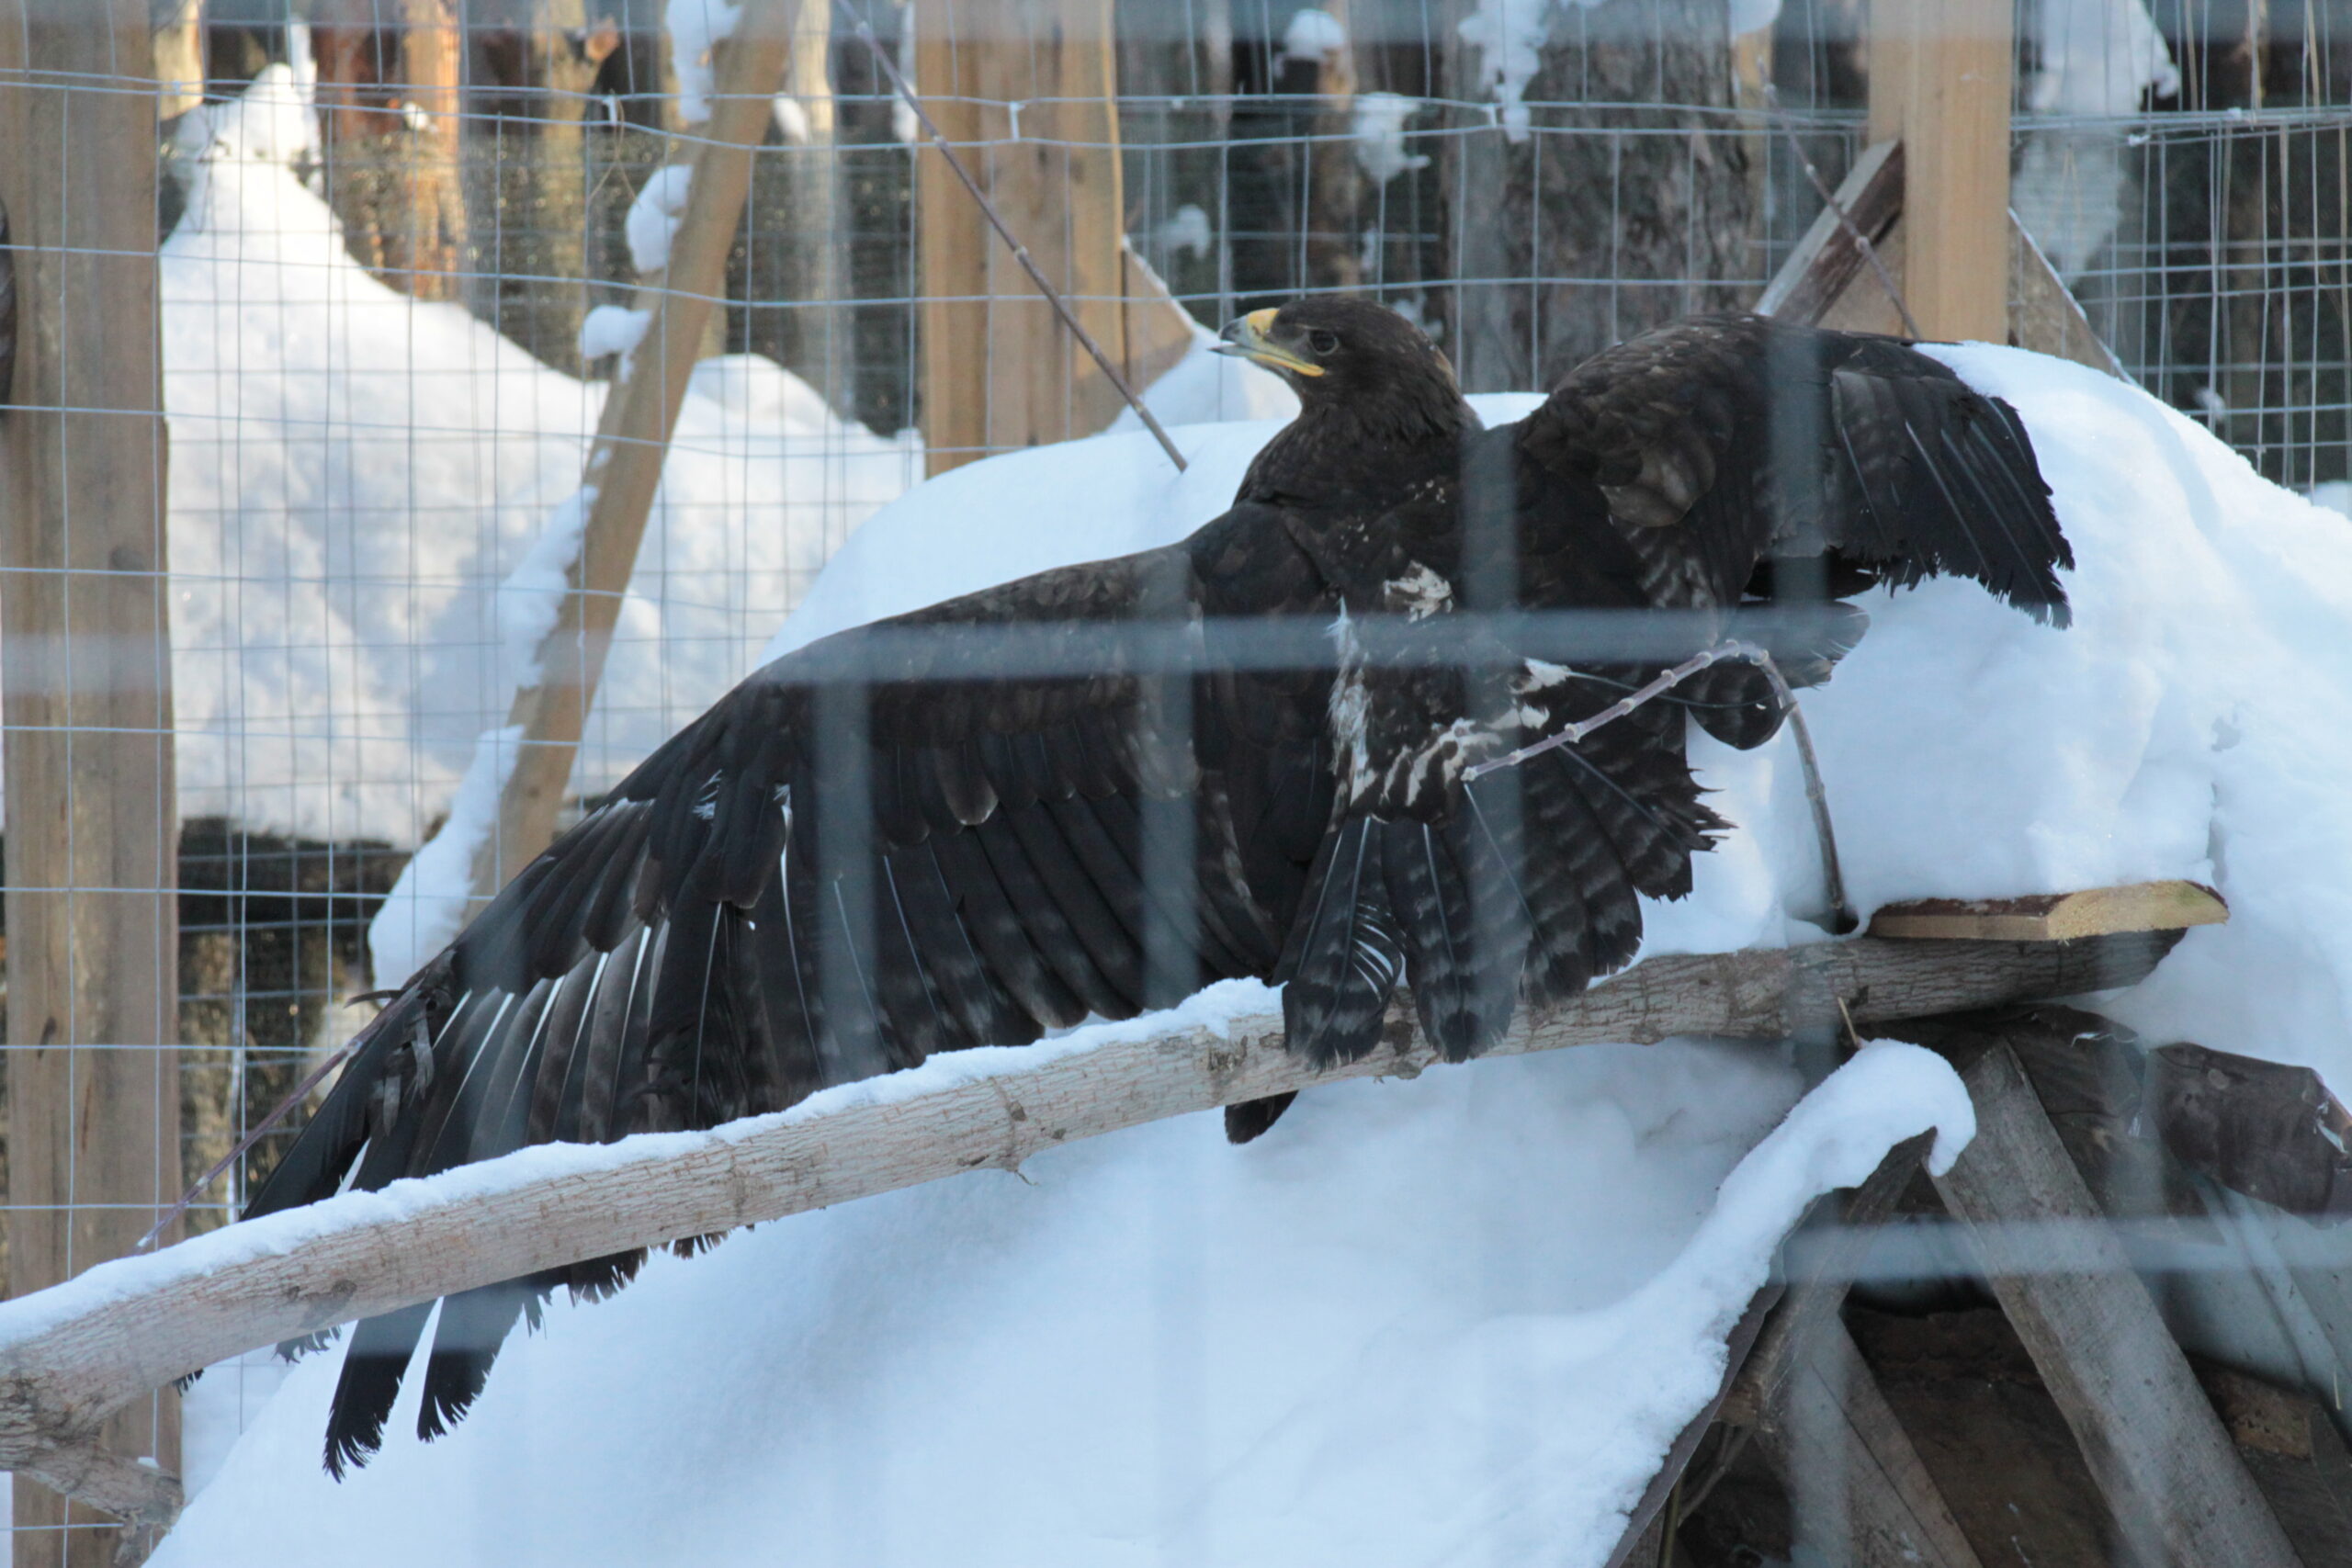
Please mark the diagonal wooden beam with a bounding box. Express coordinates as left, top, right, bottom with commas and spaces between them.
478, 0, 802, 897
1932, 1041, 2303, 1568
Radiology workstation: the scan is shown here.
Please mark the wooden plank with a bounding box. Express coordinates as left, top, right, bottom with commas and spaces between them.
1602, 1287, 1780, 1568
1818, 218, 1911, 336
0, 929, 2185, 1501
1610, 1135, 1929, 1568
0, 3, 185, 1560
915, 0, 1188, 476
1759, 1318, 1987, 1568
1866, 0, 2011, 341
1931, 1041, 2302, 1568
1854, 1303, 2155, 1565
1868, 880, 2227, 942
477, 0, 799, 895
1720, 1133, 1932, 1426
152, 0, 203, 121
1754, 139, 1905, 327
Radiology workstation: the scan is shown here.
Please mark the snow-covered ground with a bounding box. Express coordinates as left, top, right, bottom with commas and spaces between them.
145, 344, 2352, 1563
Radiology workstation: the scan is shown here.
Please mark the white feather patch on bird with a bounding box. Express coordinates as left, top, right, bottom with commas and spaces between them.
1381, 562, 1454, 620
1327, 608, 1374, 803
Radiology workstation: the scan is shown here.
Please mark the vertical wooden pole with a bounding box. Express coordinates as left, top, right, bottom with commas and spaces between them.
0, 3, 182, 1562
916, 0, 1143, 476
1868, 0, 2013, 340
151, 0, 204, 121
399, 0, 468, 302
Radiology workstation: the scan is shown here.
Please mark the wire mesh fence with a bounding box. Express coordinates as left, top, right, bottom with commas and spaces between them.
3, 0, 2351, 1561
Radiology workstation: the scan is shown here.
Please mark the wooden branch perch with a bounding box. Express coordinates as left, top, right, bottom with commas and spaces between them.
0, 930, 2173, 1495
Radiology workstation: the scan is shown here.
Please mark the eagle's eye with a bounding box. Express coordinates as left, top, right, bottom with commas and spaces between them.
1307, 329, 1340, 355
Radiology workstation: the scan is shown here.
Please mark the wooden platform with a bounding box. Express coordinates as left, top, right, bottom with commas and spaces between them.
1868, 880, 2228, 943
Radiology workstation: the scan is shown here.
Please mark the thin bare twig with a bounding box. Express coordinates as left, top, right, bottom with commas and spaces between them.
836, 1, 1190, 472
133, 1032, 362, 1253
1761, 85, 1923, 340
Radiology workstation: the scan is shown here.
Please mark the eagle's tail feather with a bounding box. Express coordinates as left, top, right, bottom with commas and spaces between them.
1277, 815, 1406, 1066
324, 1301, 435, 1479
416, 1281, 532, 1442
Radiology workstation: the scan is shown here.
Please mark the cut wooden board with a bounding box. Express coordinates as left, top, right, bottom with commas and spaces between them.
1868, 880, 2226, 942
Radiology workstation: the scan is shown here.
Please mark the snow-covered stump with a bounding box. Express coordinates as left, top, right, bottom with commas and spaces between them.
0, 930, 2171, 1516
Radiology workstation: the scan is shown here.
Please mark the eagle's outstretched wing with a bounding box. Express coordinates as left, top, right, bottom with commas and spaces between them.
248, 502, 1338, 1474
1516, 311, 2073, 621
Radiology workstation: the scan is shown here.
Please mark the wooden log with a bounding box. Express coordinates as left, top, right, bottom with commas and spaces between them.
1930, 1041, 2302, 1568
478, 0, 800, 895
1866, 0, 2011, 341
1868, 880, 2226, 942
0, 2, 185, 1560
0, 929, 2174, 1510
1760, 1317, 1986, 1568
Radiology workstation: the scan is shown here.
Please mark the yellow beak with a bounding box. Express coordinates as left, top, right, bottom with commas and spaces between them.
1214, 308, 1326, 377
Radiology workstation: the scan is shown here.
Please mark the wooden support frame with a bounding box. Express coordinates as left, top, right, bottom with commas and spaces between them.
1931, 1041, 2303, 1567
0, 929, 2177, 1508
1758, 5, 2127, 379
1759, 1318, 1985, 1567
478, 0, 800, 896
0, 4, 184, 1561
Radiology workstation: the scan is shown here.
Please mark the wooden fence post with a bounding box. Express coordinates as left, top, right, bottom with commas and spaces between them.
914, 0, 1193, 476
0, 3, 183, 1561
1868, 0, 2013, 341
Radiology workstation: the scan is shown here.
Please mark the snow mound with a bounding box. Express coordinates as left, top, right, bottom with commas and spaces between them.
159, 347, 2352, 1563
157, 71, 920, 854
155, 1037, 1969, 1568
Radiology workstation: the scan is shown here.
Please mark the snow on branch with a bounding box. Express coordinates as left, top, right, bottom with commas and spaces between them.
0, 931, 2165, 1506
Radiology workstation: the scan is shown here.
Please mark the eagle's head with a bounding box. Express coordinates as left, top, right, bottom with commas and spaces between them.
1216, 297, 1465, 443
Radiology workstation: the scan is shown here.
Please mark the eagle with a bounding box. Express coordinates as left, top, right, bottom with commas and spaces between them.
245, 299, 2070, 1473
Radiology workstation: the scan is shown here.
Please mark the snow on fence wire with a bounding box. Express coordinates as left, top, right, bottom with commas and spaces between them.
3, 0, 2352, 1560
